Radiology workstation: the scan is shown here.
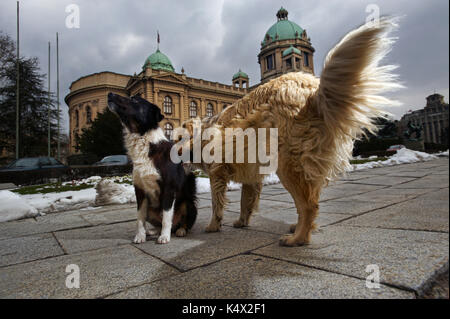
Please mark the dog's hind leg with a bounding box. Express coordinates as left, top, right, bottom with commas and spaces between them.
278, 173, 320, 246
205, 174, 228, 232
233, 182, 262, 228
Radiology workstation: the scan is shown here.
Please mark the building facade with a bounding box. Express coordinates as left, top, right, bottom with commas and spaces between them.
65, 8, 315, 153
400, 93, 449, 145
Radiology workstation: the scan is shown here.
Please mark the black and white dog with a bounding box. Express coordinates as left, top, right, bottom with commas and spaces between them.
107, 92, 197, 244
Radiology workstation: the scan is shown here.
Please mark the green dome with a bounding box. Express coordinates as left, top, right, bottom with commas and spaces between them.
143, 49, 175, 72
282, 45, 301, 57
262, 8, 304, 46
232, 69, 248, 80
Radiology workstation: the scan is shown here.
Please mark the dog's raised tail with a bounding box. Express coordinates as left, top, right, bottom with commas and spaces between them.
317, 17, 403, 139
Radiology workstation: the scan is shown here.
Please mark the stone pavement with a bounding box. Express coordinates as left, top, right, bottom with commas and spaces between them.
0, 158, 448, 298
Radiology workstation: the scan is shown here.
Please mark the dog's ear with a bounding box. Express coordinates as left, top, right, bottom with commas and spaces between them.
158, 112, 164, 122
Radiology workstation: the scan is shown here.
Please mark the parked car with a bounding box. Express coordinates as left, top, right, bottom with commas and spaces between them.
93, 155, 130, 166
0, 156, 72, 186
0, 156, 68, 172
386, 145, 406, 153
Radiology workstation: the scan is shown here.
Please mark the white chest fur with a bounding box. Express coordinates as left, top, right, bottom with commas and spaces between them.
123, 127, 167, 180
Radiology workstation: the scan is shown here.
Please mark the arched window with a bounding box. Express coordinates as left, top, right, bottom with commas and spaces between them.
163, 96, 172, 114
164, 122, 173, 140
86, 106, 92, 124
189, 101, 197, 118
75, 110, 79, 127
206, 103, 214, 117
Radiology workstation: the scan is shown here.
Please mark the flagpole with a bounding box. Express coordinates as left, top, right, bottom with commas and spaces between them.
56, 32, 60, 160
15, 1, 20, 159
47, 41, 51, 157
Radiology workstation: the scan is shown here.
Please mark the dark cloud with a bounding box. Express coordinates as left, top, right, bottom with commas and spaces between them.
0, 0, 448, 132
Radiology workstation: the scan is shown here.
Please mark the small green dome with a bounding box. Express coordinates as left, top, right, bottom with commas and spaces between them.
232, 69, 248, 80
143, 49, 175, 72
262, 8, 304, 46
282, 45, 301, 57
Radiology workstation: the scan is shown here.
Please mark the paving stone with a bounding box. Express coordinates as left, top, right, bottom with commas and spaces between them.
255, 225, 449, 292
108, 255, 413, 299
198, 191, 244, 203
420, 188, 449, 201
224, 190, 243, 203
339, 173, 379, 181
320, 183, 386, 201
341, 187, 434, 205
197, 197, 212, 209
80, 208, 136, 225
0, 218, 40, 240
133, 215, 278, 271
197, 193, 211, 200
223, 207, 352, 235
0, 245, 178, 298
54, 221, 137, 254
393, 175, 449, 189
34, 211, 92, 233
0, 210, 90, 240
342, 195, 449, 232
0, 233, 64, 267
319, 199, 390, 216
260, 187, 291, 198
225, 198, 295, 213
386, 171, 431, 178
350, 176, 416, 186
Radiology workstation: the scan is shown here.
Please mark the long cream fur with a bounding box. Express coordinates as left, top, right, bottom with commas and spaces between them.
182, 17, 403, 246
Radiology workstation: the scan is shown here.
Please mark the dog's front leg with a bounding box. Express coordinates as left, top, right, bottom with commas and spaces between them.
157, 194, 175, 244
134, 197, 148, 244
206, 175, 228, 232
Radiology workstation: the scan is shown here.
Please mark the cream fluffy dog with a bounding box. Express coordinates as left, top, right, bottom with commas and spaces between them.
179, 18, 402, 246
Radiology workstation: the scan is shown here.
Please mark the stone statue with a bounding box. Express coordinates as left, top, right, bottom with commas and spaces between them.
403, 121, 423, 140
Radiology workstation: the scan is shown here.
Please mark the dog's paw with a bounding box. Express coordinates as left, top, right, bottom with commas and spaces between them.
146, 228, 160, 236
157, 234, 170, 244
175, 228, 187, 237
233, 219, 248, 228
133, 232, 147, 244
278, 234, 308, 247
205, 223, 221, 233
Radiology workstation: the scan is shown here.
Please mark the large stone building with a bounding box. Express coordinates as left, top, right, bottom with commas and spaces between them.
65, 8, 315, 153
400, 93, 449, 145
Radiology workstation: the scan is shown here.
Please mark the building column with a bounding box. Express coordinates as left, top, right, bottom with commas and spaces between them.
179, 93, 185, 123
437, 119, 442, 144
200, 97, 206, 118
430, 120, 436, 143
153, 88, 159, 106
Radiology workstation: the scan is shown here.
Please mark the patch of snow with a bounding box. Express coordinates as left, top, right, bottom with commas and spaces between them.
0, 190, 38, 222
22, 188, 97, 213
351, 148, 439, 171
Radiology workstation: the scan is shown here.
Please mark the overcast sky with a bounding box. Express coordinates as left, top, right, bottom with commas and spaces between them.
0, 0, 448, 132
